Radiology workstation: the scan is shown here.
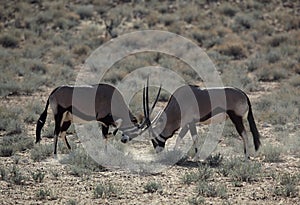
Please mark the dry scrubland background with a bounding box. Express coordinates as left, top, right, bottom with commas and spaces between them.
0, 0, 299, 204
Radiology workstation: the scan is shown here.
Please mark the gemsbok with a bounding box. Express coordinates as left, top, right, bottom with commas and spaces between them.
36, 83, 160, 154
121, 85, 261, 160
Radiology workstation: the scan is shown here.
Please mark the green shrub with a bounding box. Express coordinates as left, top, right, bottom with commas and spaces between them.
182, 171, 200, 185
0, 146, 14, 157
36, 188, 54, 200
60, 147, 105, 172
182, 165, 212, 185
227, 158, 261, 183
69, 165, 90, 177
0, 107, 23, 134
219, 4, 238, 17
266, 50, 281, 63
144, 181, 162, 193
0, 135, 33, 157
188, 197, 205, 205
195, 181, 227, 198
274, 173, 299, 197
289, 75, 300, 87
0, 35, 19, 48
30, 144, 53, 162
94, 182, 119, 198
269, 34, 287, 47
76, 5, 94, 19
67, 199, 78, 205
234, 14, 253, 30
206, 153, 223, 168
31, 170, 45, 183
261, 144, 282, 163
258, 68, 287, 81
10, 165, 27, 185
218, 157, 261, 183
0, 166, 7, 180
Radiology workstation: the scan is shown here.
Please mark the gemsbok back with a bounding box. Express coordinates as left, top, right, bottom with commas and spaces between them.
36, 83, 160, 154
122, 85, 261, 160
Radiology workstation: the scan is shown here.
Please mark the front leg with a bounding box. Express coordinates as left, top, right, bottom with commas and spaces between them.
174, 124, 189, 150
188, 123, 201, 161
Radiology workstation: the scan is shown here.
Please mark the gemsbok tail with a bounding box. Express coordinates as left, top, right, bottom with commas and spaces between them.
36, 98, 49, 143
246, 96, 261, 151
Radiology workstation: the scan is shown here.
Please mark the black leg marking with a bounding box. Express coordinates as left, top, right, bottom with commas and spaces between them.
101, 124, 109, 139
188, 123, 199, 154
53, 113, 63, 155
61, 121, 71, 150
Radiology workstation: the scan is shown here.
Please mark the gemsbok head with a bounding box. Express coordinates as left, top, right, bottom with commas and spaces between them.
122, 84, 261, 160
36, 83, 160, 154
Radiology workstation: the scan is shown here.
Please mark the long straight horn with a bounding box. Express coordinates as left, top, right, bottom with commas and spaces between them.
149, 84, 161, 117
145, 77, 150, 120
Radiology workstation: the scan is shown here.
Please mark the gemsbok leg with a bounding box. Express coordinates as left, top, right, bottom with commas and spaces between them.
174, 123, 199, 157
227, 110, 249, 159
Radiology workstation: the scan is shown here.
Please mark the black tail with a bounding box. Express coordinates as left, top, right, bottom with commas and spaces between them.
36, 99, 49, 143
246, 97, 261, 151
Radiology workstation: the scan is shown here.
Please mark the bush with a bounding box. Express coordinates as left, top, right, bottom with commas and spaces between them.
195, 181, 227, 198
0, 107, 23, 134
229, 159, 261, 183
234, 14, 253, 30
60, 147, 105, 172
94, 182, 119, 198
206, 153, 223, 168
219, 4, 238, 17
188, 197, 205, 205
0, 35, 19, 48
76, 5, 94, 19
36, 188, 54, 200
144, 181, 162, 193
31, 170, 45, 183
182, 165, 212, 185
0, 135, 33, 157
274, 173, 299, 197
261, 144, 282, 163
30, 144, 53, 162
257, 68, 287, 82
218, 157, 261, 183
266, 50, 281, 63
10, 165, 28, 185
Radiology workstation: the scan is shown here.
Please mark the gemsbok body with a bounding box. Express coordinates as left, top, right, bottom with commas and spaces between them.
122, 85, 261, 160
36, 83, 158, 154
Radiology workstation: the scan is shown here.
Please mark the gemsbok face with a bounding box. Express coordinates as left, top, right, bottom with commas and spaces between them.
36, 83, 160, 154
123, 85, 261, 160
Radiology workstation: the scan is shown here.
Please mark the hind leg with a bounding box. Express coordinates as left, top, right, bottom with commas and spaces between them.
227, 111, 249, 160
60, 121, 72, 150
53, 113, 63, 155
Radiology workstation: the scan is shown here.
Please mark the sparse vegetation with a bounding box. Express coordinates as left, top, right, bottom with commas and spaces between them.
60, 147, 105, 173
0, 0, 299, 204
144, 181, 162, 193
31, 170, 45, 183
94, 182, 119, 198
36, 188, 55, 200
30, 144, 53, 162
195, 181, 227, 198
0, 135, 33, 157
261, 144, 282, 163
274, 173, 299, 198
182, 164, 212, 185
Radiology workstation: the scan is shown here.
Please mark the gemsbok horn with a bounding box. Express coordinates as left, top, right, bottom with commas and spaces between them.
36, 83, 160, 154
122, 85, 261, 160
